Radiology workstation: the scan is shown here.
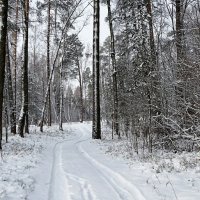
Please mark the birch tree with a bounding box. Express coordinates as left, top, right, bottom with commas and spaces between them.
17, 0, 30, 137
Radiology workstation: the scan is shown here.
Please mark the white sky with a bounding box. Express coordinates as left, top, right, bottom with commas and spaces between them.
77, 3, 109, 48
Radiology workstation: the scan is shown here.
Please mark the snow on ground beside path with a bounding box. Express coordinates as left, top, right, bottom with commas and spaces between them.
0, 124, 70, 200
93, 125, 200, 200
1, 122, 200, 200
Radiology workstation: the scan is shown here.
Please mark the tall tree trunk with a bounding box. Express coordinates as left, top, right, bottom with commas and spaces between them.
176, 0, 185, 128
145, 0, 161, 152
0, 0, 8, 149
4, 83, 9, 143
6, 41, 16, 134
47, 0, 51, 126
106, 0, 119, 138
4, 97, 8, 143
59, 60, 63, 131
76, 53, 84, 123
17, 0, 29, 137
92, 0, 101, 139
13, 0, 19, 135
92, 1, 96, 136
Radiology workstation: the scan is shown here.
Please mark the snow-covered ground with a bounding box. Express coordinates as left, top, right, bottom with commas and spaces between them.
98, 126, 200, 200
1, 122, 200, 200
0, 125, 70, 200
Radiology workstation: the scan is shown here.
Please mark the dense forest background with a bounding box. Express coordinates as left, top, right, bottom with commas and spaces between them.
0, 0, 200, 153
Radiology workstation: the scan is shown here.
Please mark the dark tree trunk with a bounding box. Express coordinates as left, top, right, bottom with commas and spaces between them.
106, 0, 119, 138
92, 1, 96, 136
76, 53, 84, 123
59, 61, 63, 131
145, 0, 161, 152
6, 41, 16, 134
92, 0, 101, 139
0, 0, 9, 149
176, 0, 183, 63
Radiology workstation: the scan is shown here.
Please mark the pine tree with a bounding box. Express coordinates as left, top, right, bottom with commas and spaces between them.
92, 0, 101, 139
0, 0, 8, 149
106, 0, 119, 138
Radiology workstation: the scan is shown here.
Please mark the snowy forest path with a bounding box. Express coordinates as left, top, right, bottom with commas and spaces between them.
48, 123, 146, 200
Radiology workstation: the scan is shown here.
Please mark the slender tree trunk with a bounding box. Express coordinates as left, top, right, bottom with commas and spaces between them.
92, 0, 101, 139
176, 0, 185, 128
145, 0, 160, 152
47, 0, 51, 126
176, 0, 183, 63
59, 61, 63, 131
13, 0, 19, 135
3, 85, 9, 143
17, 0, 29, 137
76, 54, 84, 123
6, 41, 16, 134
0, 0, 8, 149
106, 0, 119, 138
92, 1, 96, 136
4, 100, 8, 143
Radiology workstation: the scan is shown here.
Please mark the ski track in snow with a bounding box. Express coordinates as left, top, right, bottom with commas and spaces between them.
65, 173, 98, 200
48, 123, 147, 200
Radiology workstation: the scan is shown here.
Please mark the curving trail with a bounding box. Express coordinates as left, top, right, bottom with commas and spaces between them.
48, 123, 146, 200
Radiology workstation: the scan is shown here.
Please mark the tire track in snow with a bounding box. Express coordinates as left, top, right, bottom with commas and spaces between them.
75, 138, 131, 199
48, 133, 82, 200
48, 129, 98, 200
73, 137, 127, 200
65, 173, 98, 200
48, 143, 72, 200
77, 125, 147, 200
48, 124, 146, 200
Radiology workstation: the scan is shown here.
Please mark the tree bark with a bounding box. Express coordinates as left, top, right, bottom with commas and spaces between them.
13, 0, 19, 135
6, 40, 16, 134
176, 0, 183, 63
76, 52, 84, 123
17, 0, 29, 137
0, 0, 8, 149
106, 0, 119, 138
92, 0, 96, 137
92, 0, 101, 139
175, 0, 185, 128
59, 60, 63, 131
47, 0, 51, 126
